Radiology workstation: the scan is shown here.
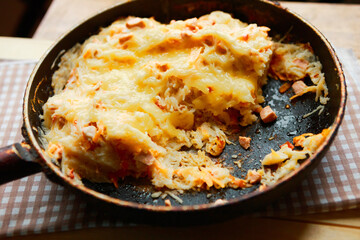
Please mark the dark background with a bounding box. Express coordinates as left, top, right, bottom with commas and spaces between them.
0, 0, 52, 37
0, 0, 359, 38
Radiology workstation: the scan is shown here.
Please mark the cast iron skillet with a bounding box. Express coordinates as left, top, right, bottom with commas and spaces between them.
0, 0, 346, 224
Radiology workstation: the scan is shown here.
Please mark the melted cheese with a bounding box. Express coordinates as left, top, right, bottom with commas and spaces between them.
270, 43, 329, 105
261, 128, 331, 186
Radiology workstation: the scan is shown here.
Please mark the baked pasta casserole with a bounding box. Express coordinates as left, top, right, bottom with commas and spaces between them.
43, 11, 329, 191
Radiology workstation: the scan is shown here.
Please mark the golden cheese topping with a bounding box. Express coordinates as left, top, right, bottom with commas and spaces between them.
270, 42, 329, 105
43, 11, 329, 191
260, 128, 331, 186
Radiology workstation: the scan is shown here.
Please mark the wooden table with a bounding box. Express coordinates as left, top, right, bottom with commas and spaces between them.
2, 1, 360, 239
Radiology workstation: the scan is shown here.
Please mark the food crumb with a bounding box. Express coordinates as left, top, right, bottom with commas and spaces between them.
259, 184, 267, 192
246, 170, 262, 184
231, 155, 238, 159
207, 193, 212, 198
164, 199, 171, 206
234, 160, 242, 168
161, 193, 168, 199
166, 191, 183, 204
239, 136, 251, 150
268, 136, 275, 141
151, 191, 162, 198
214, 199, 226, 205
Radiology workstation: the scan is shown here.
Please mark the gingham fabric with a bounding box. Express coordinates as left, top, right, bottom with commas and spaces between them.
0, 48, 359, 237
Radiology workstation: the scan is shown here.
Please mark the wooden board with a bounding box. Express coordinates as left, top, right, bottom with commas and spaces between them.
8, 215, 360, 240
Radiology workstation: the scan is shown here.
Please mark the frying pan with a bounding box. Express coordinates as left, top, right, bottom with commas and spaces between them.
0, 0, 346, 224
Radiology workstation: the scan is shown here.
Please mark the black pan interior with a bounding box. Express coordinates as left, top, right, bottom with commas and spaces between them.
25, 0, 343, 207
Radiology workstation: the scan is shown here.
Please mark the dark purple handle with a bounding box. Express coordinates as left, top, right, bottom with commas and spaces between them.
0, 143, 42, 184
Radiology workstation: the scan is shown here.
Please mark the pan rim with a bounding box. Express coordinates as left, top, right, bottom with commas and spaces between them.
23, 0, 347, 213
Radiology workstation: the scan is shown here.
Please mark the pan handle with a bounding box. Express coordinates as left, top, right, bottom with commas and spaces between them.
0, 142, 42, 184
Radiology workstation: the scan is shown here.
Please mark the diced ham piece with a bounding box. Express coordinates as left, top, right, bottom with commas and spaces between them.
239, 136, 251, 150
126, 17, 145, 29
246, 170, 262, 184
292, 80, 308, 95
293, 58, 309, 70
260, 106, 277, 123
119, 33, 133, 44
